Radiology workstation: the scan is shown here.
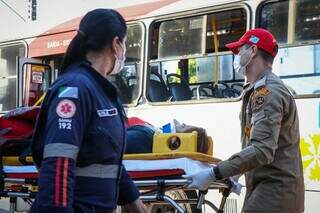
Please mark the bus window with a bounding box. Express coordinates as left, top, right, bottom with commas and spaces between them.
206, 9, 247, 53
158, 16, 204, 58
295, 0, 320, 42
258, 0, 320, 96
0, 43, 25, 111
110, 24, 143, 105
273, 44, 320, 95
44, 56, 64, 80
259, 0, 320, 44
125, 24, 142, 62
188, 55, 234, 84
259, 1, 289, 44
148, 8, 247, 102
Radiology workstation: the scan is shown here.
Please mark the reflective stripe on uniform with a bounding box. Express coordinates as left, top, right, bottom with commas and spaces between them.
43, 143, 79, 160
75, 164, 120, 179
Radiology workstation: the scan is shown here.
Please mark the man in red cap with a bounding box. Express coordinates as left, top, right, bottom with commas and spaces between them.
184, 29, 304, 212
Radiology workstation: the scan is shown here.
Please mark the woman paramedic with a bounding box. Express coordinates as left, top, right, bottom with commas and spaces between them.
30, 9, 147, 213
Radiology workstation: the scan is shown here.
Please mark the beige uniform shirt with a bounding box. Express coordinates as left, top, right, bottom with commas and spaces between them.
217, 70, 304, 213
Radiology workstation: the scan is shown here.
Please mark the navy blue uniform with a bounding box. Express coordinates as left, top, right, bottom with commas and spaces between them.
31, 61, 139, 213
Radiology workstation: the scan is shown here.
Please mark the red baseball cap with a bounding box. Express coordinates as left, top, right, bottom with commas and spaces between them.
225, 28, 278, 57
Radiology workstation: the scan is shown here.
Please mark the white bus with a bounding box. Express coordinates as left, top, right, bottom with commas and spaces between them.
0, 0, 319, 212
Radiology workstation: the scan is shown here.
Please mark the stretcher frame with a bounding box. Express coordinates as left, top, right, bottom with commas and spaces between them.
136, 179, 231, 213
1, 176, 231, 213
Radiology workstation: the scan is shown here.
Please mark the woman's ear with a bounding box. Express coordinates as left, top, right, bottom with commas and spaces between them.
112, 36, 121, 57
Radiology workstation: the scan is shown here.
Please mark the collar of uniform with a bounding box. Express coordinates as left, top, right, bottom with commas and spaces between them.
252, 69, 272, 90
242, 82, 254, 96
243, 82, 251, 90
79, 60, 118, 101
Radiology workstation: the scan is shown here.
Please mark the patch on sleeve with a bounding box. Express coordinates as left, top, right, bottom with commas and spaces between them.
251, 87, 270, 112
56, 99, 76, 118
58, 87, 78, 99
97, 108, 118, 117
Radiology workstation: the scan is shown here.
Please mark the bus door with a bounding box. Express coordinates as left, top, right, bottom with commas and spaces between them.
17, 57, 52, 107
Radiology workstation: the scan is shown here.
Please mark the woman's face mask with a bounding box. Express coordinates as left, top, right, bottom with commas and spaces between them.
233, 45, 253, 76
110, 41, 126, 75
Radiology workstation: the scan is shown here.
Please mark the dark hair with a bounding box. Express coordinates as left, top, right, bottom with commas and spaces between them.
60, 9, 127, 73
243, 43, 275, 64
257, 49, 274, 64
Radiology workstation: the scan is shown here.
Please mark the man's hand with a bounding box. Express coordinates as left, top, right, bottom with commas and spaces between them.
182, 167, 216, 191
229, 176, 243, 195
122, 198, 148, 213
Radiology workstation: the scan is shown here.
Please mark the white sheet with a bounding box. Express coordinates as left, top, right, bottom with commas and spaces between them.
123, 157, 213, 176
3, 159, 242, 195
3, 158, 212, 176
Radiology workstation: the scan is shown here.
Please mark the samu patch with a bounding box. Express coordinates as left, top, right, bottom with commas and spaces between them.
56, 99, 76, 118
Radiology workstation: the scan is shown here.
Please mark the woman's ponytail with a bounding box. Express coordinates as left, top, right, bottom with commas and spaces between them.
60, 32, 86, 73
60, 9, 127, 73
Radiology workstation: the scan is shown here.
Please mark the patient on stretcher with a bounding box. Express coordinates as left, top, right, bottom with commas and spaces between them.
125, 117, 212, 156
0, 109, 242, 200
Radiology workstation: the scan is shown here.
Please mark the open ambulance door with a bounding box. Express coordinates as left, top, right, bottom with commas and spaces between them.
17, 57, 53, 107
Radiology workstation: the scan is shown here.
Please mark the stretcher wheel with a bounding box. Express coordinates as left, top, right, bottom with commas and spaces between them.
149, 190, 197, 213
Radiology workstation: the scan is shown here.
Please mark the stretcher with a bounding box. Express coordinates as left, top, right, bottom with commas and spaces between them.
124, 158, 233, 213
0, 122, 235, 212
0, 157, 233, 213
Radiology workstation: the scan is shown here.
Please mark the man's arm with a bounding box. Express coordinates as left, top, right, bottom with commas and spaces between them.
183, 86, 285, 190
216, 86, 283, 179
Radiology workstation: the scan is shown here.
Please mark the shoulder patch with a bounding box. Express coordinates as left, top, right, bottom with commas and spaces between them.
251, 86, 270, 112
253, 87, 270, 98
58, 87, 78, 99
56, 99, 76, 118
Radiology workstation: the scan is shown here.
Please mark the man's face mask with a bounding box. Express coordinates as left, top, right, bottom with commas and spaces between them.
110, 41, 126, 75
233, 45, 253, 76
